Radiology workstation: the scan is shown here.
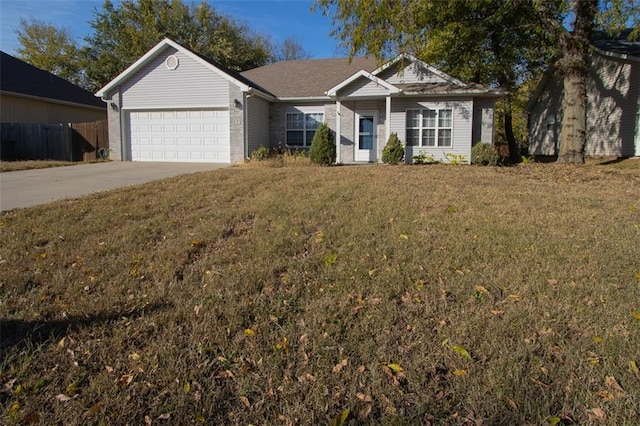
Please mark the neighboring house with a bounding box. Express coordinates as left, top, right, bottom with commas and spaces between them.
526, 30, 640, 157
0, 51, 106, 124
96, 38, 504, 164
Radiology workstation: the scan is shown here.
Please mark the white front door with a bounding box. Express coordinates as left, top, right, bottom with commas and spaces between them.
355, 111, 378, 162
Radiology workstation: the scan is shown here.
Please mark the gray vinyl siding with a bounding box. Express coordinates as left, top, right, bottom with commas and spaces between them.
120, 46, 230, 109
379, 63, 448, 84
247, 96, 270, 155
390, 98, 474, 164
472, 98, 496, 145
529, 51, 639, 157
528, 75, 563, 156
585, 53, 639, 156
339, 78, 392, 97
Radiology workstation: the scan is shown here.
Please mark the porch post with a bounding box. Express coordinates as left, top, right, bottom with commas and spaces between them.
385, 96, 391, 141
336, 99, 342, 164
385, 96, 391, 162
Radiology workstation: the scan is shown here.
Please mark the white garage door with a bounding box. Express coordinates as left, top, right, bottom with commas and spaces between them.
128, 110, 230, 162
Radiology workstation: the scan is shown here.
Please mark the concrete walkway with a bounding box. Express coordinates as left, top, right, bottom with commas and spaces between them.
0, 162, 228, 211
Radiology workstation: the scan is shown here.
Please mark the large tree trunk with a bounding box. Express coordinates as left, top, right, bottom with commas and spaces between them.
556, 0, 598, 164
503, 96, 520, 164
557, 68, 588, 163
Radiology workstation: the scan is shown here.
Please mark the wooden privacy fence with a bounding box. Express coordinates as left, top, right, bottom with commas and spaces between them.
0, 119, 108, 162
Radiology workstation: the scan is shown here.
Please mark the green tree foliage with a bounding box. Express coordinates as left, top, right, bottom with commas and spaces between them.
14, 18, 87, 88
309, 123, 336, 165
381, 133, 404, 165
82, 0, 274, 91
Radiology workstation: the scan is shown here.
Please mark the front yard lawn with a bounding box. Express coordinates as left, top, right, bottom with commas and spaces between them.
1, 163, 639, 424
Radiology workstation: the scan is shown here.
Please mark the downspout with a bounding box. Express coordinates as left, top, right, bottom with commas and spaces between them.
243, 91, 250, 161
336, 99, 341, 164
118, 87, 126, 161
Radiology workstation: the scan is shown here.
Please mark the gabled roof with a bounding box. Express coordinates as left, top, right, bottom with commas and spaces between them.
591, 28, 639, 58
241, 57, 379, 98
0, 51, 105, 109
372, 53, 467, 87
326, 69, 401, 97
95, 38, 274, 99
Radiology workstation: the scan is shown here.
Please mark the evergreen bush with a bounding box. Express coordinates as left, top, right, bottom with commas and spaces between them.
382, 133, 405, 164
471, 142, 500, 166
309, 123, 336, 165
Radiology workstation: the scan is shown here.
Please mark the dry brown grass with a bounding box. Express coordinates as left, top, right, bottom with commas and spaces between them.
1, 163, 639, 425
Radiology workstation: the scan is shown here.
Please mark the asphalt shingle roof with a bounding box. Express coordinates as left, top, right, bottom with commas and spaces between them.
591, 29, 640, 57
241, 57, 379, 98
0, 51, 105, 108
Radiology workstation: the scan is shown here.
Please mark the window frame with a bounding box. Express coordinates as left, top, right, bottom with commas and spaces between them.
405, 108, 453, 148
285, 111, 324, 147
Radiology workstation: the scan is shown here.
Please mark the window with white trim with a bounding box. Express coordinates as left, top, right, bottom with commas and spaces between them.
406, 108, 452, 147
286, 112, 324, 147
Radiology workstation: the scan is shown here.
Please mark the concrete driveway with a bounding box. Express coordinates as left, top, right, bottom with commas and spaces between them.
0, 162, 228, 211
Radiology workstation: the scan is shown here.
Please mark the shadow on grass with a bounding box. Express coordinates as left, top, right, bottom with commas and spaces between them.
0, 302, 172, 359
593, 156, 629, 166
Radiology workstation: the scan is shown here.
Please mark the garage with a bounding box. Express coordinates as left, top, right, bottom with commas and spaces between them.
128, 109, 230, 163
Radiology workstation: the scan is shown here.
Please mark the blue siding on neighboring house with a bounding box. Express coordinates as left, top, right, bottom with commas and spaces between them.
120, 46, 231, 109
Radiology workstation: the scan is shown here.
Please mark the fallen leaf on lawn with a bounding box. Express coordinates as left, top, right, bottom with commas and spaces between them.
452, 369, 468, 376
129, 352, 141, 361
333, 359, 348, 373
157, 413, 170, 420
105, 365, 114, 373
368, 269, 376, 277
387, 363, 403, 373
547, 416, 561, 425
144, 415, 152, 426
58, 337, 66, 348
357, 365, 366, 374
546, 279, 558, 286
55, 394, 72, 402
509, 294, 520, 300
243, 328, 255, 336
593, 336, 603, 344
605, 376, 626, 397
474, 285, 489, 294
630, 360, 639, 375
588, 407, 607, 423
400, 234, 409, 240
8, 401, 20, 414
239, 396, 250, 408
333, 408, 350, 426
194, 305, 201, 315
507, 399, 518, 410
597, 390, 614, 400
491, 309, 504, 316
359, 404, 372, 419
214, 370, 235, 379
356, 392, 372, 402
632, 313, 640, 320
183, 382, 190, 393
120, 374, 134, 385
452, 345, 472, 361
86, 402, 103, 415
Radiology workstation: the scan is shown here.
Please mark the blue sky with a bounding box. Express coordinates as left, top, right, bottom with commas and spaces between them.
0, 0, 343, 58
